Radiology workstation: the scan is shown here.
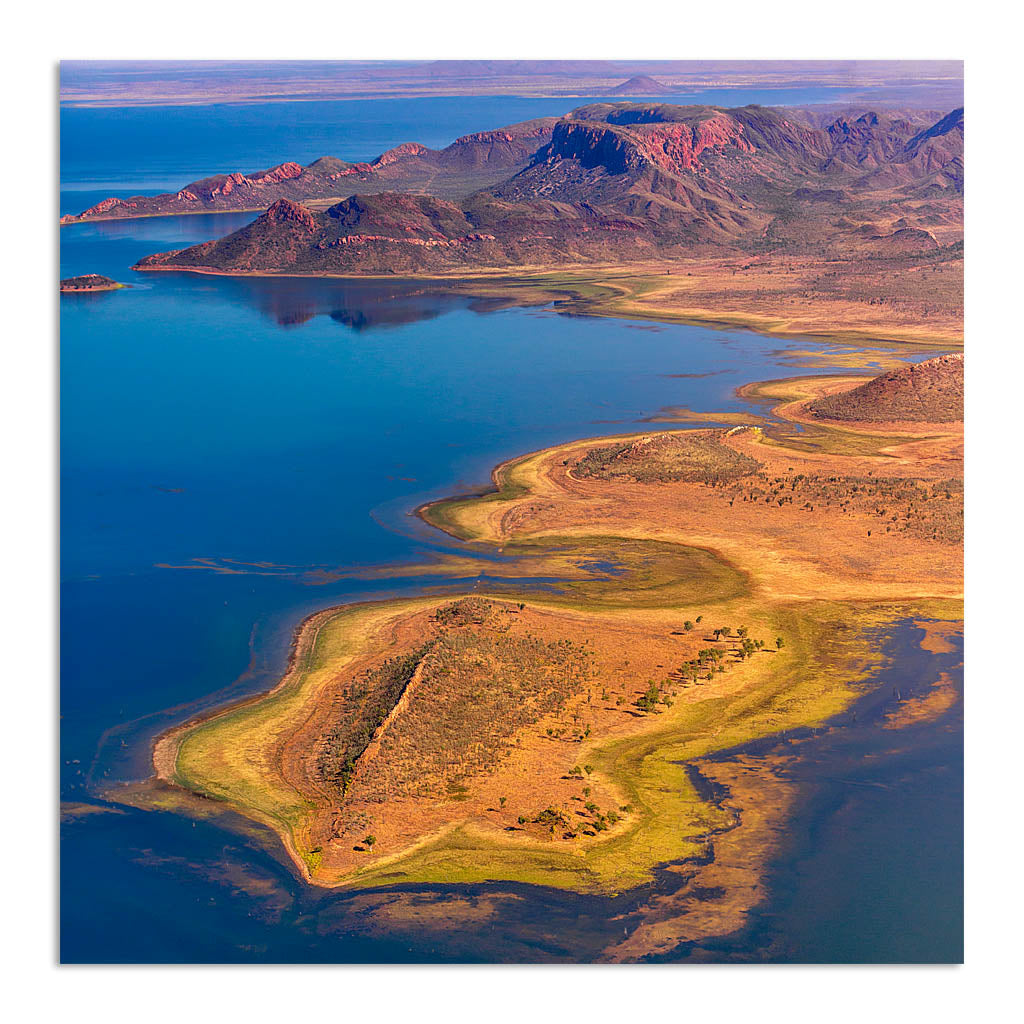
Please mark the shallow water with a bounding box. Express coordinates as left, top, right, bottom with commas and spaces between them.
678, 622, 964, 964
59, 93, 961, 963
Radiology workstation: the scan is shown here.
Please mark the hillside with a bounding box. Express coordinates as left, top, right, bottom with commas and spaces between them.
807, 354, 964, 423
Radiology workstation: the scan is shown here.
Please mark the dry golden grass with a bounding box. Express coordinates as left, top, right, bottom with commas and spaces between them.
442, 253, 964, 346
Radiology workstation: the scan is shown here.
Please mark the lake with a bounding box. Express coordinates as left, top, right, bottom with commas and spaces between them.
59, 93, 962, 963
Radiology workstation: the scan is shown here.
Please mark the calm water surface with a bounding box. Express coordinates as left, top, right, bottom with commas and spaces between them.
60, 94, 961, 963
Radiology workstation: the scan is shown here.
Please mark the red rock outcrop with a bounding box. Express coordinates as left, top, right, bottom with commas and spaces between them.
261, 198, 318, 233
205, 161, 304, 198
536, 116, 755, 178
61, 196, 139, 224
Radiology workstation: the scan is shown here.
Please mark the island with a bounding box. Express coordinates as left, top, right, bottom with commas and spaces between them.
121, 102, 963, 345
134, 355, 962, 949
60, 274, 125, 293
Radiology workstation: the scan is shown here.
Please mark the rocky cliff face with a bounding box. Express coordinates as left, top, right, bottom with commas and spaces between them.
206, 162, 304, 197
262, 197, 319, 232
538, 115, 755, 176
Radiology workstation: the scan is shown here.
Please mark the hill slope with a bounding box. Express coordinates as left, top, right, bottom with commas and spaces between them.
807, 354, 964, 423
611, 76, 670, 95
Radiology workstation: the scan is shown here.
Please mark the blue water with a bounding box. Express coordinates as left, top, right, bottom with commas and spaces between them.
59, 87, 860, 214
60, 91, 961, 963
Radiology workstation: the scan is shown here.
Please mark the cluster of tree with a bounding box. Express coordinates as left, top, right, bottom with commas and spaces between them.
532, 807, 570, 832
635, 679, 674, 713
677, 628, 786, 680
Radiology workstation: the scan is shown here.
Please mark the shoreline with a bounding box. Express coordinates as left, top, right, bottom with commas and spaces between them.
132, 262, 963, 349
61, 206, 270, 226
151, 604, 337, 789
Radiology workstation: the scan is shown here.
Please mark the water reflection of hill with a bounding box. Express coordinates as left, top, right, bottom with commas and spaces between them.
221, 277, 483, 330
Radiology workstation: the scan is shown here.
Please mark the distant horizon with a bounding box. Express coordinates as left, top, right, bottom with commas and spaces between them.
59, 58, 964, 109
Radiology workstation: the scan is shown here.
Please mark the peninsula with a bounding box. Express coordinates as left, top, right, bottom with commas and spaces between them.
143, 355, 962, 947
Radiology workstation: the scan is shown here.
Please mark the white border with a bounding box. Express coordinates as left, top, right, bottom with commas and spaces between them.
4, 1, 1018, 1019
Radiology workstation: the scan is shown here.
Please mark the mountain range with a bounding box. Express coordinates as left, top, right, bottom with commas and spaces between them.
119, 101, 963, 277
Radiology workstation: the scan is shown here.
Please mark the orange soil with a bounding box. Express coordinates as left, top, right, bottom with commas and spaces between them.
278, 599, 774, 880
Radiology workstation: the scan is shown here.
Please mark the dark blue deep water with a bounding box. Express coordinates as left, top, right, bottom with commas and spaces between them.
59, 93, 962, 963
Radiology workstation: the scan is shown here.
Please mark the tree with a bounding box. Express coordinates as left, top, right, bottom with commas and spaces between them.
695, 615, 703, 624
499, 796, 507, 808
776, 636, 785, 650
364, 835, 376, 849
683, 620, 694, 631
737, 626, 749, 639
713, 628, 723, 642
721, 627, 733, 640
636, 680, 661, 712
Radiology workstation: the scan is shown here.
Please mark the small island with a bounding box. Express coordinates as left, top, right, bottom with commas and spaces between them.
60, 274, 125, 294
